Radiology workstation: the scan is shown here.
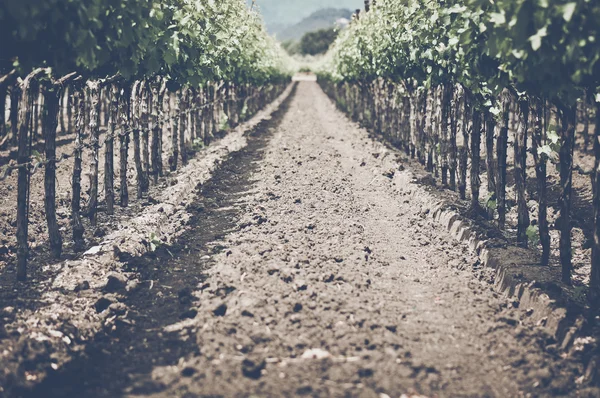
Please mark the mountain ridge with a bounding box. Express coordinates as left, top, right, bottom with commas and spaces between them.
248, 0, 363, 34
277, 8, 352, 41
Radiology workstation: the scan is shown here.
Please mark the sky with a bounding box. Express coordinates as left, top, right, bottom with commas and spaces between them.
248, 0, 365, 31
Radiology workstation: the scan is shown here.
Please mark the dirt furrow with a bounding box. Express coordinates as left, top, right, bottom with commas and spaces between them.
26, 81, 584, 397
125, 82, 581, 397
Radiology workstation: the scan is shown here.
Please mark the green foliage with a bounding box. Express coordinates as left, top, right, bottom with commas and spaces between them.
219, 114, 230, 132
149, 232, 161, 252
300, 28, 338, 56
537, 124, 561, 163
486, 193, 497, 210
0, 0, 296, 85
318, 0, 600, 110
192, 138, 205, 152
282, 40, 301, 56
526, 225, 540, 246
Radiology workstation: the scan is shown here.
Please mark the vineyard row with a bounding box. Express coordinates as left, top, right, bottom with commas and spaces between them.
318, 0, 600, 298
0, 69, 287, 282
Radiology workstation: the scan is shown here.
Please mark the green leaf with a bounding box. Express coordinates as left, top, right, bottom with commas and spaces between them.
526, 225, 540, 245
489, 12, 506, 25
529, 27, 547, 51
562, 3, 577, 22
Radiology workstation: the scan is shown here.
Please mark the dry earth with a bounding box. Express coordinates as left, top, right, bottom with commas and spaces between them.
11, 82, 598, 397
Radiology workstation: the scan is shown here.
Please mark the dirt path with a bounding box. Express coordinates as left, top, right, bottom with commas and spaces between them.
27, 82, 584, 397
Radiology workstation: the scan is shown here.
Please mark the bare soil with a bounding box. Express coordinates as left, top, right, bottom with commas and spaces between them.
16, 82, 596, 397
0, 86, 293, 396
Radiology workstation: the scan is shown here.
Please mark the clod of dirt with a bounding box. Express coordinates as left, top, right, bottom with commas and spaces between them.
498, 316, 519, 326
241, 358, 266, 379
213, 303, 228, 317
383, 169, 395, 179
181, 367, 196, 377
179, 309, 198, 320
104, 273, 128, 293
358, 368, 374, 378
178, 287, 194, 305
74, 280, 90, 292
108, 302, 128, 316
2, 306, 15, 318
94, 296, 117, 313
126, 280, 140, 293
112, 245, 133, 262
296, 385, 313, 395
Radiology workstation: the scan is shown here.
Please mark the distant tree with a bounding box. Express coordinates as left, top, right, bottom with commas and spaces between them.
282, 39, 300, 55
300, 28, 338, 55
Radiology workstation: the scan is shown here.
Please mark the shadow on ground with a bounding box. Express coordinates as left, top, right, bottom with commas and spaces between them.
18, 85, 297, 398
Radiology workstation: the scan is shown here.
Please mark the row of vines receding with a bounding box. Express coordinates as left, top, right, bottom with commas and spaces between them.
0, 0, 294, 281
318, 0, 600, 299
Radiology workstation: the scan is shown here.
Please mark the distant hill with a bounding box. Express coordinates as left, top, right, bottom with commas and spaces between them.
277, 8, 352, 41
248, 0, 363, 34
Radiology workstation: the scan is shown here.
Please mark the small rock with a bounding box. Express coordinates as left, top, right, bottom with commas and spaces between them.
293, 303, 303, 313
104, 273, 127, 293
0, 245, 9, 256
301, 348, 331, 359
241, 359, 266, 380
84, 245, 102, 256
93, 227, 107, 238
